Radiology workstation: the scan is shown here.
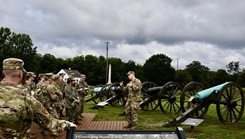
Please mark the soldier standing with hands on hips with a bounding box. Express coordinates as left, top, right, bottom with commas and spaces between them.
0, 58, 76, 138
120, 71, 142, 130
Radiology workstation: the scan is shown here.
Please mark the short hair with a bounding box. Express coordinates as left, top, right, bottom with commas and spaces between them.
127, 71, 135, 75
80, 74, 86, 78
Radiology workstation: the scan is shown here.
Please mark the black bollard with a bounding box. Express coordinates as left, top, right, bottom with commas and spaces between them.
66, 127, 75, 139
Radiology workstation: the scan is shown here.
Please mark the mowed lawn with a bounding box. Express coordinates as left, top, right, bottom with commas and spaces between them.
84, 92, 245, 139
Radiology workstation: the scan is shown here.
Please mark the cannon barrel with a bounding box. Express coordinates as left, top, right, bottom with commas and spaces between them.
93, 87, 103, 92
195, 82, 229, 100
146, 86, 162, 92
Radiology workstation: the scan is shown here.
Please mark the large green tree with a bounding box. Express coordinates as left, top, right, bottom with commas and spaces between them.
83, 55, 101, 84
226, 61, 240, 82
236, 69, 245, 87
175, 70, 193, 86
0, 27, 37, 72
226, 61, 240, 75
39, 54, 58, 73
185, 61, 210, 84
143, 54, 175, 85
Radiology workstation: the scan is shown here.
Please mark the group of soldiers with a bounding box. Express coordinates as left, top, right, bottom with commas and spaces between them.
0, 58, 78, 138
0, 57, 143, 138
22, 71, 89, 127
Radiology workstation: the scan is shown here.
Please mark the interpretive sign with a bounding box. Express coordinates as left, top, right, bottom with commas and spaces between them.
181, 118, 204, 126
66, 127, 186, 139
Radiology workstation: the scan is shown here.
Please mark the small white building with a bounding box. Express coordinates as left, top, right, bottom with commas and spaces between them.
57, 69, 82, 82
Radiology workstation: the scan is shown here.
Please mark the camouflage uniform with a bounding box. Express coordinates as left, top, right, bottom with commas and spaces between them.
34, 80, 47, 103
34, 73, 60, 119
25, 72, 36, 92
77, 74, 88, 115
122, 71, 142, 128
58, 73, 67, 94
64, 78, 80, 123
0, 58, 75, 138
51, 75, 66, 119
45, 83, 61, 119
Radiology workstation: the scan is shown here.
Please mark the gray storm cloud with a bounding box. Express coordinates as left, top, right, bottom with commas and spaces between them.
1, 0, 245, 70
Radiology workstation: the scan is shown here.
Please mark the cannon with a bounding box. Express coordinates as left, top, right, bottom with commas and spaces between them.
164, 82, 245, 127
140, 81, 159, 111
85, 84, 113, 104
140, 81, 183, 115
107, 82, 128, 106
90, 82, 128, 108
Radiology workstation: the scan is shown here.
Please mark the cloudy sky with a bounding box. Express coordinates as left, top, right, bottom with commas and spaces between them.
1, 0, 245, 71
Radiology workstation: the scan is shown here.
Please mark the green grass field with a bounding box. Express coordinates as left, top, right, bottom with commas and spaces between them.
84, 95, 245, 139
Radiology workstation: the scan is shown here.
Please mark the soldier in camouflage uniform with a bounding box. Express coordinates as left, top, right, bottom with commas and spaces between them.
65, 77, 81, 124
36, 73, 45, 89
44, 73, 61, 119
120, 71, 142, 130
34, 73, 60, 120
77, 74, 89, 118
25, 72, 36, 94
51, 74, 66, 119
34, 73, 47, 103
58, 73, 67, 94
0, 58, 76, 138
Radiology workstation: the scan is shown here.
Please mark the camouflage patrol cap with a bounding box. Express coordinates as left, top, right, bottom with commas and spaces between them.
3, 58, 24, 70
27, 72, 36, 77
38, 73, 44, 78
81, 74, 86, 78
51, 74, 60, 80
45, 72, 53, 78
127, 71, 135, 75
67, 77, 75, 82
59, 73, 65, 76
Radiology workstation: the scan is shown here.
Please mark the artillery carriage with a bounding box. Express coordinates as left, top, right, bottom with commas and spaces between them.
140, 81, 183, 115
164, 82, 245, 127
85, 84, 113, 104
87, 82, 128, 108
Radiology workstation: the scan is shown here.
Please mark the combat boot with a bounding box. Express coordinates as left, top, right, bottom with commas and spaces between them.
80, 114, 85, 118
75, 121, 82, 125
78, 115, 83, 120
123, 124, 132, 128
129, 125, 137, 130
118, 111, 126, 116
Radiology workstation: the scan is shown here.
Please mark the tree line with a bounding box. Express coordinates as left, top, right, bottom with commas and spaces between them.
1, 27, 245, 87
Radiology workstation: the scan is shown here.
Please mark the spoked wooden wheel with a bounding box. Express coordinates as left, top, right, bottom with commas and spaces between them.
91, 84, 110, 104
216, 82, 244, 125
141, 81, 158, 99
180, 82, 208, 118
180, 82, 205, 112
99, 84, 113, 102
91, 85, 103, 104
141, 81, 159, 111
108, 82, 127, 106
159, 82, 182, 114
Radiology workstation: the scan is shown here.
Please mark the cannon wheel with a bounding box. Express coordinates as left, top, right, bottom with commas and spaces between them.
216, 82, 245, 125
141, 81, 158, 111
99, 84, 113, 102
108, 82, 127, 107
91, 84, 111, 104
159, 81, 182, 114
180, 82, 208, 118
91, 85, 104, 104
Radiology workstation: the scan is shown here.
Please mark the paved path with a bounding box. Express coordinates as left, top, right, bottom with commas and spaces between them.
28, 113, 128, 139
